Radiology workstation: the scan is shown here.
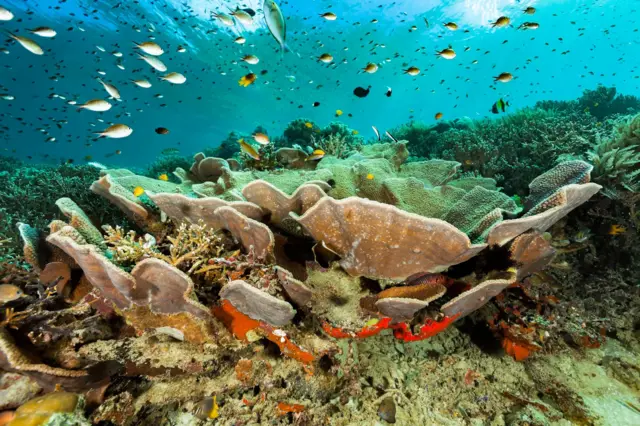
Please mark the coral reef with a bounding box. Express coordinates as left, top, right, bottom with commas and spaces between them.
2, 92, 640, 425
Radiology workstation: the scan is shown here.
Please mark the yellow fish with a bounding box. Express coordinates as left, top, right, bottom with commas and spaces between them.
491, 16, 510, 28
239, 139, 260, 160
335, 109, 343, 117
0, 284, 24, 303
352, 130, 359, 135
306, 149, 325, 161
238, 73, 257, 87
366, 173, 374, 180
608, 224, 626, 235
133, 186, 145, 197
158, 174, 168, 181
194, 396, 219, 420
304, 122, 313, 128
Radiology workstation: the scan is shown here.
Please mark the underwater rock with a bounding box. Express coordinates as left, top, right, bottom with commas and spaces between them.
0, 373, 41, 411
219, 280, 296, 326
276, 267, 314, 307
295, 196, 486, 280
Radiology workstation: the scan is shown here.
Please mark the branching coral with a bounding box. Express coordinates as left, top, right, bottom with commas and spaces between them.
0, 164, 131, 261
311, 134, 354, 159
158, 221, 225, 272
103, 225, 159, 268
588, 113, 640, 192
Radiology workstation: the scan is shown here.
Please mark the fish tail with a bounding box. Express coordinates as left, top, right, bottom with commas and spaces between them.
283, 43, 301, 58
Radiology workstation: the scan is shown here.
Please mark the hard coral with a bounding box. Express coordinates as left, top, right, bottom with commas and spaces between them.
589, 113, 640, 192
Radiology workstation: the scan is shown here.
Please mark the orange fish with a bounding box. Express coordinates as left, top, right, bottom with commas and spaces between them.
435, 112, 443, 120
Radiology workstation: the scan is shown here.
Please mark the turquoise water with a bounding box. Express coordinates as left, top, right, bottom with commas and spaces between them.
0, 0, 638, 166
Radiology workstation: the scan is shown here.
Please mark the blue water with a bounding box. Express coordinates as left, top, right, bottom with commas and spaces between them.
0, 0, 638, 166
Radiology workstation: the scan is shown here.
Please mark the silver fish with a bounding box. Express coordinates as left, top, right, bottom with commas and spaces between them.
263, 0, 290, 53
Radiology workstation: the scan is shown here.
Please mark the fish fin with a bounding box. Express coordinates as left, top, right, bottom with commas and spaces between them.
283, 43, 301, 58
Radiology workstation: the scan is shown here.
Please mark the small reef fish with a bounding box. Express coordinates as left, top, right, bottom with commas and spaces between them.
436, 48, 456, 59
363, 63, 378, 73
213, 12, 235, 27
304, 122, 313, 128
492, 98, 510, 114
435, 112, 443, 120
1, 94, 15, 101
385, 87, 392, 97
160, 72, 186, 84
494, 72, 513, 83
131, 79, 152, 88
95, 124, 133, 139
161, 147, 180, 155
239, 73, 257, 87
366, 173, 374, 180
234, 36, 246, 44
372, 125, 381, 141
263, 0, 290, 53
177, 45, 186, 53
523, 7, 536, 15
137, 53, 167, 72
134, 41, 164, 56
29, 27, 57, 38
0, 284, 24, 303
158, 174, 169, 181
97, 78, 121, 99
0, 6, 13, 21
318, 53, 333, 63
239, 139, 260, 160
78, 99, 112, 112
353, 86, 371, 98
385, 131, 398, 143
194, 396, 219, 420
491, 16, 511, 28
133, 186, 145, 197
8, 33, 44, 55
320, 12, 337, 21
404, 66, 420, 76
443, 22, 458, 31
242, 55, 259, 64
306, 149, 325, 161
335, 109, 343, 117
230, 8, 253, 26
608, 224, 626, 235
155, 127, 169, 135
252, 133, 270, 145
518, 22, 540, 30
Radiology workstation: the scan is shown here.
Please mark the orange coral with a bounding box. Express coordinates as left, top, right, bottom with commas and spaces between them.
322, 314, 459, 342
213, 300, 315, 365
235, 359, 253, 384
277, 402, 305, 416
